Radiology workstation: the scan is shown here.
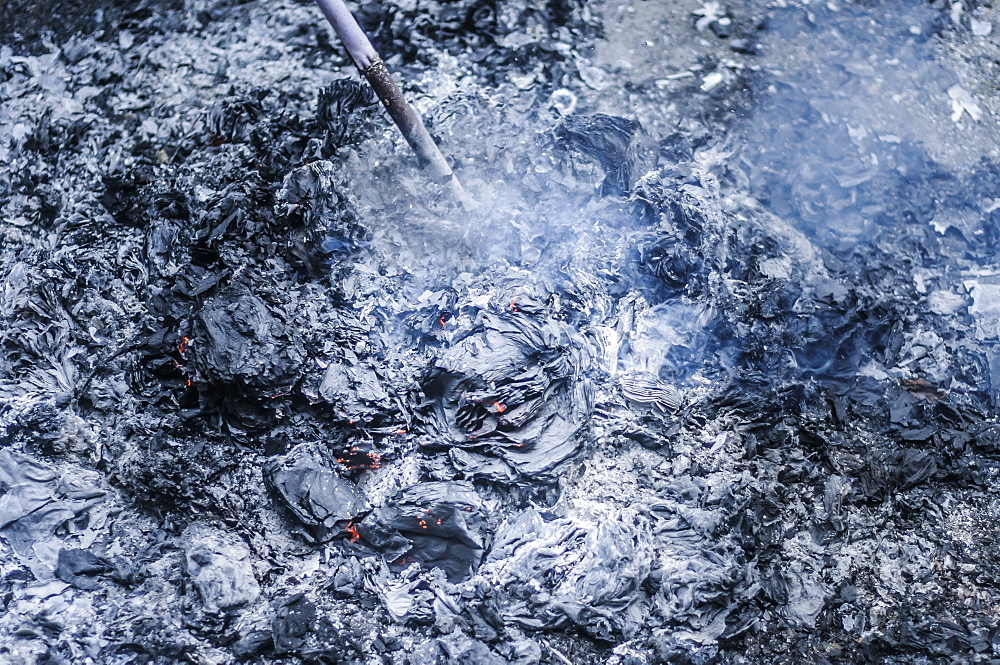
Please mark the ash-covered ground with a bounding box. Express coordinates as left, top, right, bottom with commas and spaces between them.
3, 0, 1000, 663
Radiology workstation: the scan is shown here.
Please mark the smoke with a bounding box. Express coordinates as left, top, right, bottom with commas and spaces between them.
334, 0, 999, 404
736, 0, 987, 247
721, 0, 1000, 397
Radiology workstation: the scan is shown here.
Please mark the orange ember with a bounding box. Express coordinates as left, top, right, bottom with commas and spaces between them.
344, 521, 360, 543
336, 450, 381, 470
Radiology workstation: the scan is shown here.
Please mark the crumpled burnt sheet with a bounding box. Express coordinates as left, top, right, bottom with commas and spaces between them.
0, 448, 106, 579
422, 313, 594, 481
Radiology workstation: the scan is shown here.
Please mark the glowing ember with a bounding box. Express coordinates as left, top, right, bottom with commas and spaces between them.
336, 449, 381, 470
344, 521, 360, 543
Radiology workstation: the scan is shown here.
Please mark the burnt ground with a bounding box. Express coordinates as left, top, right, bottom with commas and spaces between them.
2, 0, 1000, 663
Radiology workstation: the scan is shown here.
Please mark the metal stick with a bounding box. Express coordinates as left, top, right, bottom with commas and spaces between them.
314, 0, 462, 188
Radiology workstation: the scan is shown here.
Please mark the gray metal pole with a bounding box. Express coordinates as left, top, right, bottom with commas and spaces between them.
315, 0, 461, 187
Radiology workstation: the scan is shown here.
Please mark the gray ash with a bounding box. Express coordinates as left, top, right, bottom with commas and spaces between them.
2, 0, 1000, 664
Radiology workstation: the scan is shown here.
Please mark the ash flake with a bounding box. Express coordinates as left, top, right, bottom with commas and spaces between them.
701, 71, 725, 92
971, 18, 992, 36
948, 84, 982, 122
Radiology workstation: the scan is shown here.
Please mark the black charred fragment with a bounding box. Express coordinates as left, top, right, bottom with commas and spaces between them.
272, 593, 317, 655
54, 548, 113, 590
206, 88, 269, 144
277, 160, 370, 279
317, 79, 380, 151
422, 312, 594, 480
352, 0, 599, 82
102, 167, 190, 228
357, 481, 486, 583
632, 165, 728, 298
268, 443, 365, 542
192, 290, 303, 398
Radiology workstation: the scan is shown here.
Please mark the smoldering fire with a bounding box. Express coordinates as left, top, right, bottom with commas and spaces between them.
1, 0, 1000, 664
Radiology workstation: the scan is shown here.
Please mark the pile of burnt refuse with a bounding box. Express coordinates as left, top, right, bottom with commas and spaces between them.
2, 0, 1000, 663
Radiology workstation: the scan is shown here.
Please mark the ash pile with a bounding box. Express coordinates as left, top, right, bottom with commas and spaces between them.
3, 0, 1000, 663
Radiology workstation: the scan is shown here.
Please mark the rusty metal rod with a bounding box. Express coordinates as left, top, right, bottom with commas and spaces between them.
314, 0, 459, 185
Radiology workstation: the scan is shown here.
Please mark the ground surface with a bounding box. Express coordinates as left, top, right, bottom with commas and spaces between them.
2, 0, 1000, 664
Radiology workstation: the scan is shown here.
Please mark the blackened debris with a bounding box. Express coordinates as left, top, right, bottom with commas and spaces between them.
102, 168, 160, 227
278, 160, 370, 278
422, 313, 594, 480
272, 593, 317, 655
319, 358, 394, 425
354, 0, 600, 82
420, 632, 505, 664
317, 80, 379, 151
268, 443, 365, 541
54, 548, 112, 590
207, 89, 269, 144
633, 165, 728, 298
3, 0, 1000, 663
360, 481, 485, 582
192, 290, 303, 398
